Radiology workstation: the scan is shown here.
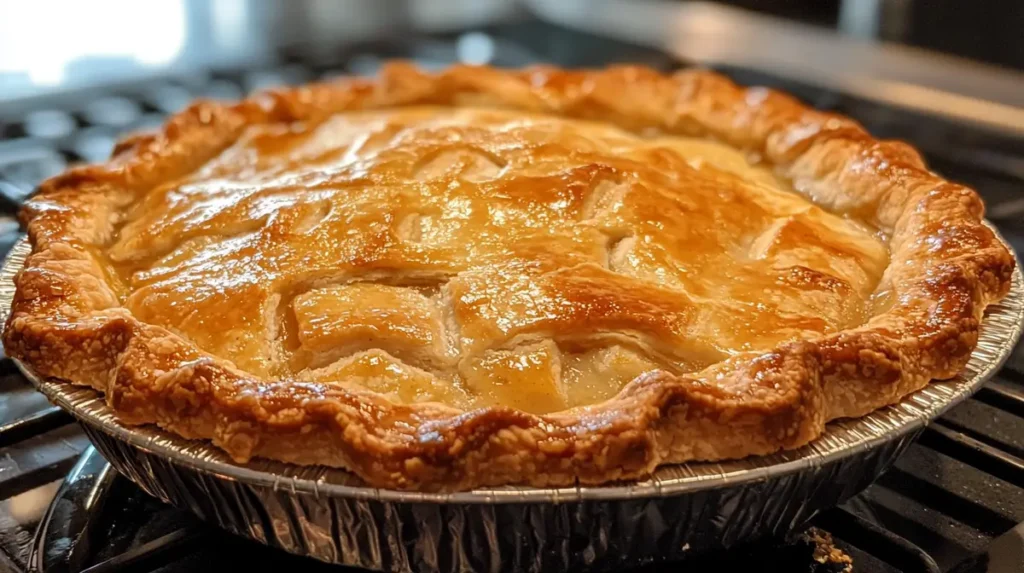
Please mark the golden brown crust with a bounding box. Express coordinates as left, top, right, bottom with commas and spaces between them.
3, 64, 1014, 490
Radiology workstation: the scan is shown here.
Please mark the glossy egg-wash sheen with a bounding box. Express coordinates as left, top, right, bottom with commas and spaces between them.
105, 107, 888, 413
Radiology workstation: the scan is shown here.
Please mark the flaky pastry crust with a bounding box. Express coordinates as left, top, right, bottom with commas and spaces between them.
3, 64, 1014, 491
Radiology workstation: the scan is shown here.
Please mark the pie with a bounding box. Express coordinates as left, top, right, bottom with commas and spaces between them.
4, 64, 1014, 491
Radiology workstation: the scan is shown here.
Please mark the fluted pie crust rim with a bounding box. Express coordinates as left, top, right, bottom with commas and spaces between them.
3, 64, 1014, 491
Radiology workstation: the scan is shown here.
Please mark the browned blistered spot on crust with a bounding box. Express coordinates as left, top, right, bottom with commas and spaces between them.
2, 64, 1014, 491
778, 265, 852, 294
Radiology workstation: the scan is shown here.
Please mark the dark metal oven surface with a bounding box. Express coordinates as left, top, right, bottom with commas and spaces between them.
0, 19, 1023, 573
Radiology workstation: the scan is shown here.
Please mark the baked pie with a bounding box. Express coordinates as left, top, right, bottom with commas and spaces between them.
4, 64, 1014, 491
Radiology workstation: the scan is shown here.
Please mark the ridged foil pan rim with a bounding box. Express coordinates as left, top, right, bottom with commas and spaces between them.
4, 234, 1022, 504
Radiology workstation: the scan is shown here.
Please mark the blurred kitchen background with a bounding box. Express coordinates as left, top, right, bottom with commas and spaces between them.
3, 1, 1024, 110
1, 2, 1024, 572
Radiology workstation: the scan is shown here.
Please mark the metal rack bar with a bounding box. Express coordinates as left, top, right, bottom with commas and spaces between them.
920, 422, 1024, 488
813, 507, 941, 573
0, 407, 73, 448
874, 466, 1017, 535
79, 529, 205, 573
976, 379, 1024, 419
0, 425, 89, 499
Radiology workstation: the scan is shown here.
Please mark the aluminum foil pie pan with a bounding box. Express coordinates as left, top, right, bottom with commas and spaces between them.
4, 235, 1023, 572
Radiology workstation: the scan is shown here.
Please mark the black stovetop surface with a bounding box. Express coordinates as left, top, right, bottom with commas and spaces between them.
1, 19, 1023, 573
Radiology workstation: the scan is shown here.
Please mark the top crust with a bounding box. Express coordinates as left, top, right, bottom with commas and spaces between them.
3, 64, 1015, 491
